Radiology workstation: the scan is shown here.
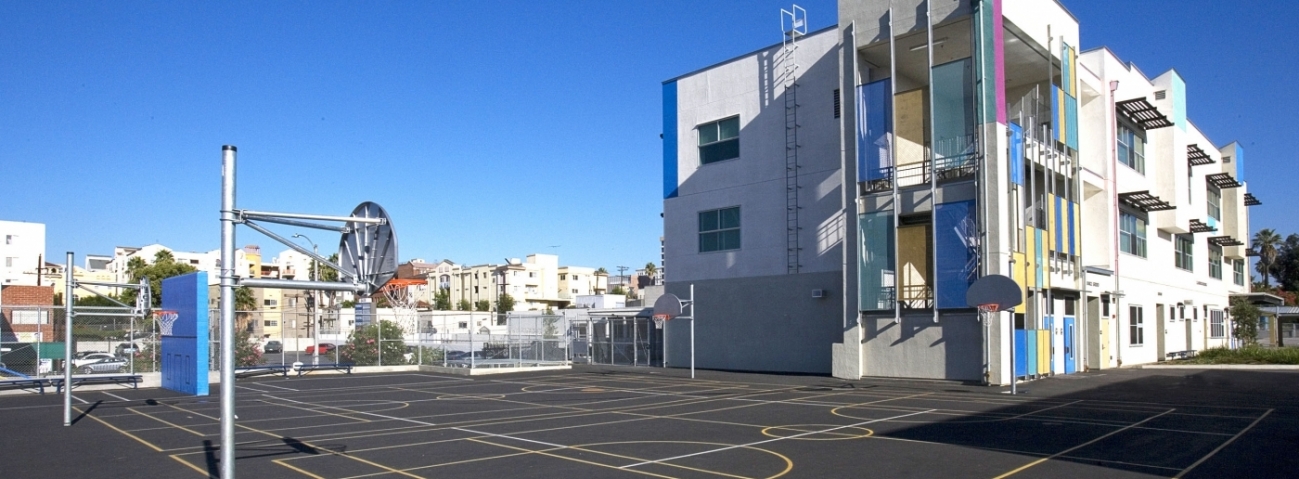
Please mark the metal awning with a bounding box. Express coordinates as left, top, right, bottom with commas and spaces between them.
1246, 249, 1260, 257
1244, 192, 1261, 206
1208, 236, 1244, 247
1187, 144, 1214, 167
1118, 191, 1175, 212
1189, 219, 1217, 233
1206, 173, 1242, 189
1117, 98, 1175, 130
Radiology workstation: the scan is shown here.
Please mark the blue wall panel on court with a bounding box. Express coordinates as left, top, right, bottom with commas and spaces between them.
161, 272, 208, 396
1008, 123, 1024, 185
1025, 331, 1038, 378
935, 199, 978, 309
857, 79, 893, 183
1014, 329, 1026, 377
1064, 316, 1076, 374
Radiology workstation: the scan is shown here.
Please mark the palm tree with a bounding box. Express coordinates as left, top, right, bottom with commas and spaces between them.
644, 262, 658, 285
234, 286, 258, 332
1253, 229, 1283, 288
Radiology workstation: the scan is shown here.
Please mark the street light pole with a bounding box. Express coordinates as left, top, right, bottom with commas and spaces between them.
294, 234, 320, 365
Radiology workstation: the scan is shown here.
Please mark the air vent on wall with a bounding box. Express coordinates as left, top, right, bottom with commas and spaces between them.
1154, 90, 1166, 100
833, 89, 841, 119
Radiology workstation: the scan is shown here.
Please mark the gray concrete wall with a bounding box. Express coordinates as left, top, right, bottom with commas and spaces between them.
664, 271, 843, 374
861, 311, 983, 381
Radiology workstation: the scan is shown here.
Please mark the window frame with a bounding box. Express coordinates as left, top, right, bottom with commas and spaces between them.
1234, 259, 1246, 286
698, 206, 741, 253
1117, 124, 1146, 174
1208, 245, 1223, 280
1206, 184, 1222, 222
1119, 211, 1148, 258
697, 116, 740, 165
1129, 305, 1144, 345
1175, 234, 1194, 271
1210, 310, 1225, 338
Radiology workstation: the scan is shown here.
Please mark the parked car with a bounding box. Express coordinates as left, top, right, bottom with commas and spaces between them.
72, 353, 120, 368
445, 351, 489, 361
304, 343, 336, 355
78, 356, 129, 374
264, 341, 283, 354
115, 342, 142, 357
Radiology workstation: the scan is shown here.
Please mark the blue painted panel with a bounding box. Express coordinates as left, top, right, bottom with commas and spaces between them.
1009, 123, 1024, 185
1236, 144, 1246, 183
1014, 329, 1027, 377
1034, 229, 1044, 286
1172, 73, 1187, 132
858, 210, 896, 311
663, 81, 679, 199
935, 199, 978, 309
1068, 202, 1076, 256
161, 272, 209, 396
857, 79, 893, 183
1064, 316, 1076, 374
1026, 331, 1038, 377
1065, 93, 1079, 150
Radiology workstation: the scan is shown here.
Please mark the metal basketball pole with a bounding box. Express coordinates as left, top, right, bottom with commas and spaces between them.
63, 252, 74, 426
219, 145, 238, 479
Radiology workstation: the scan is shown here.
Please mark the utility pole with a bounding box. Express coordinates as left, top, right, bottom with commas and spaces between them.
616, 266, 629, 293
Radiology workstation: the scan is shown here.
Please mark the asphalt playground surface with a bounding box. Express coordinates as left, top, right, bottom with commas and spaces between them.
2, 365, 1297, 478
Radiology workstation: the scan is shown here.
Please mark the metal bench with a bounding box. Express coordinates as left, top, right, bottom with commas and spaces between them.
0, 377, 50, 394
51, 374, 141, 393
293, 363, 353, 377
235, 365, 292, 379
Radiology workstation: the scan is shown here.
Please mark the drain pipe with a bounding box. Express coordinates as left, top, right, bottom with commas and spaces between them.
1110, 80, 1122, 368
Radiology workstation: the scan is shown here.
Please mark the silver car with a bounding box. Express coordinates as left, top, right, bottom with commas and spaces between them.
78, 356, 129, 374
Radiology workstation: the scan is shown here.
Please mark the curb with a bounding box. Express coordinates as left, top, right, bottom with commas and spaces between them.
1140, 364, 1299, 370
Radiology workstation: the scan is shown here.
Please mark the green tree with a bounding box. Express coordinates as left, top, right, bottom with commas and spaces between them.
1253, 229, 1283, 288
234, 329, 262, 367
76, 294, 124, 307
611, 286, 627, 296
474, 299, 491, 312
644, 262, 658, 282
340, 320, 407, 365
596, 267, 608, 275
1229, 298, 1262, 345
495, 293, 516, 313
457, 299, 472, 311
434, 288, 452, 310
121, 250, 199, 307
234, 286, 257, 332
313, 253, 340, 282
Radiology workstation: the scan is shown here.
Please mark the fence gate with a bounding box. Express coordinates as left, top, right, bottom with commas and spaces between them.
580, 315, 662, 367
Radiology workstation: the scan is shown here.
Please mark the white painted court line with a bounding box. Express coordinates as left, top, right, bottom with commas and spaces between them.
991, 408, 1177, 479
235, 385, 270, 393
452, 426, 570, 449
71, 394, 89, 404
255, 382, 299, 392
1172, 408, 1274, 479
619, 409, 936, 470
101, 391, 130, 402
263, 394, 438, 427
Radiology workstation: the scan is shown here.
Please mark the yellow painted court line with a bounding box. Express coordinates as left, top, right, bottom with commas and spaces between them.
273, 458, 329, 479
992, 408, 1176, 479
256, 398, 373, 423
337, 447, 540, 479
127, 407, 208, 437
463, 437, 681, 479
73, 405, 163, 452
1173, 408, 1273, 478
169, 454, 215, 476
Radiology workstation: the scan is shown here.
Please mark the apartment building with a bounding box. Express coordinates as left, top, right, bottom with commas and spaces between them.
1, 220, 46, 286
661, 0, 1256, 382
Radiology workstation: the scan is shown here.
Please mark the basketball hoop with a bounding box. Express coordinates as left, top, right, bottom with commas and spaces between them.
652, 313, 670, 329
976, 303, 1000, 314
155, 310, 180, 337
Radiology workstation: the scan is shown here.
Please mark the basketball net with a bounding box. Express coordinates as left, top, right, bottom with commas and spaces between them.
155, 310, 180, 337
652, 313, 670, 329
976, 303, 1000, 315
381, 286, 419, 333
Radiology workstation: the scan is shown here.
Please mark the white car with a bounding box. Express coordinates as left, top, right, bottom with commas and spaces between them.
72, 353, 119, 368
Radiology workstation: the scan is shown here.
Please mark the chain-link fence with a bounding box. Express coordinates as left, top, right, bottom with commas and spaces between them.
1, 305, 156, 378
410, 312, 570, 369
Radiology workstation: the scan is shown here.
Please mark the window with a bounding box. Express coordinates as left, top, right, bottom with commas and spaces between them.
1119, 212, 1147, 257
263, 299, 278, 307
699, 206, 741, 252
833, 89, 841, 119
1209, 245, 1223, 280
4, 235, 13, 244
1129, 306, 1144, 345
1175, 235, 1194, 271
1210, 310, 1225, 338
559, 274, 566, 281
263, 320, 278, 327
1207, 185, 1221, 222
528, 272, 537, 278
1234, 259, 1246, 286
698, 116, 740, 164
1117, 125, 1145, 173
4, 257, 12, 267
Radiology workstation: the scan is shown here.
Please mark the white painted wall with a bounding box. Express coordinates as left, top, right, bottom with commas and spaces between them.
0, 220, 45, 286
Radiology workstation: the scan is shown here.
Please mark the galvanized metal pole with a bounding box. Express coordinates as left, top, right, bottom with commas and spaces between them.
690, 284, 695, 379
63, 251, 74, 426
219, 145, 238, 479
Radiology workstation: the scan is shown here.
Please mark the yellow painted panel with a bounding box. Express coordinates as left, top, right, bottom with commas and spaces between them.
1037, 330, 1050, 374
897, 224, 931, 304
1012, 252, 1027, 314
894, 89, 926, 167
1099, 318, 1111, 369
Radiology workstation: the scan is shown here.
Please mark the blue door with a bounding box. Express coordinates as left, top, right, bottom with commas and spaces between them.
1064, 316, 1076, 374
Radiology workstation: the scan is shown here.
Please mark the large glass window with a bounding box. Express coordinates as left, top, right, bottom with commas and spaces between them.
1175, 235, 1194, 271
698, 117, 740, 164
698, 206, 741, 252
1234, 259, 1246, 286
1209, 245, 1223, 280
1119, 212, 1147, 257
1129, 305, 1144, 345
1118, 125, 1145, 173
1207, 185, 1222, 222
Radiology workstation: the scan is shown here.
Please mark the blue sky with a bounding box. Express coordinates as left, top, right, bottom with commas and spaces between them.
2, 1, 1293, 272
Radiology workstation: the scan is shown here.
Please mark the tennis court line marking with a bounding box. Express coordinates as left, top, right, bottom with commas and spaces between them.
73, 405, 163, 452
1172, 408, 1273, 478
71, 394, 88, 404
101, 391, 130, 402
991, 408, 1176, 479
256, 382, 299, 392
620, 409, 935, 470
264, 395, 437, 427
236, 385, 271, 393
127, 407, 207, 437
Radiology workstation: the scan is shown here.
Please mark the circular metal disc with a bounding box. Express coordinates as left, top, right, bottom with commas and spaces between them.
338, 201, 399, 296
